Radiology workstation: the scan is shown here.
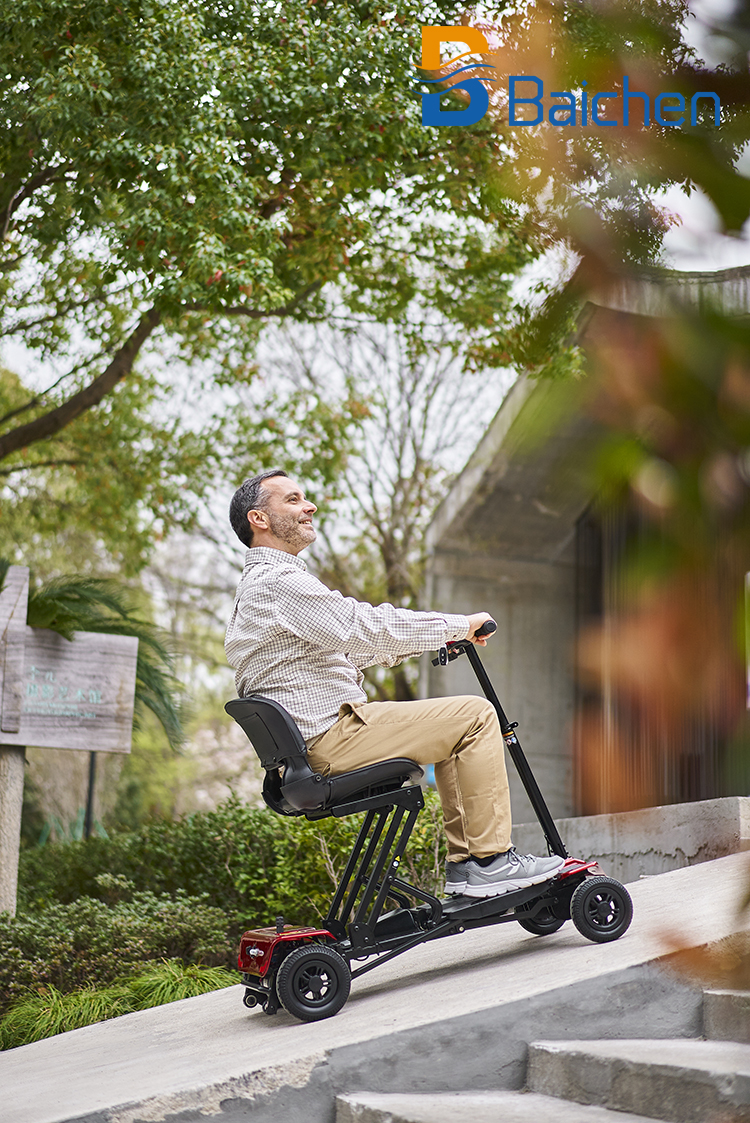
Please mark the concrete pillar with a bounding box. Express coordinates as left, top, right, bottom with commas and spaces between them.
0, 745, 25, 916
424, 549, 576, 821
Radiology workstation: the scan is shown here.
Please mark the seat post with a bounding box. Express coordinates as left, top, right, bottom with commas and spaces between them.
326, 808, 382, 926
352, 805, 408, 930
367, 804, 424, 922
325, 785, 429, 949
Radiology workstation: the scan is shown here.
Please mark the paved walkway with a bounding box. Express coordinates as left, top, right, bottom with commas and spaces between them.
1, 853, 747, 1123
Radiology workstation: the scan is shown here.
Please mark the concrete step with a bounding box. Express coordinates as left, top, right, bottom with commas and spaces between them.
528, 1038, 750, 1123
704, 988, 750, 1043
336, 1091, 663, 1123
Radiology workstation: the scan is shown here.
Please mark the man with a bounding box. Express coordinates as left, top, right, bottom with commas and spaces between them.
225, 468, 564, 898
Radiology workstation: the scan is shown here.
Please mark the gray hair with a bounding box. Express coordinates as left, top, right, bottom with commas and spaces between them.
229, 469, 289, 547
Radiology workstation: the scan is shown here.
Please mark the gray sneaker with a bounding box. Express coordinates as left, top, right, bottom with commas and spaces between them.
444, 859, 470, 895
464, 849, 565, 898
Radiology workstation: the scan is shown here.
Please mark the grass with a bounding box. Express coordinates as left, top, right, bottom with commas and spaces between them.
0, 960, 237, 1051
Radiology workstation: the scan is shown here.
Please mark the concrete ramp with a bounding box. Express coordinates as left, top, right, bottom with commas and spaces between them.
1, 853, 748, 1123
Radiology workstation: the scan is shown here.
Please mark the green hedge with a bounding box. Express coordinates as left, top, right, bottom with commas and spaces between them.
0, 884, 231, 1014
17, 792, 447, 927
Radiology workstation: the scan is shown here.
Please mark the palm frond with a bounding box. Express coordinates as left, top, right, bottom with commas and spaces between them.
26, 577, 184, 749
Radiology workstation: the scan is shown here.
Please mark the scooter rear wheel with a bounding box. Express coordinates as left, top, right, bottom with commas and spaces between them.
571, 876, 632, 943
276, 943, 351, 1021
515, 905, 566, 936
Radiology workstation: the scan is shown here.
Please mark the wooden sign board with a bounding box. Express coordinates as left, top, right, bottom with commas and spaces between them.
1, 627, 138, 753
0, 567, 137, 753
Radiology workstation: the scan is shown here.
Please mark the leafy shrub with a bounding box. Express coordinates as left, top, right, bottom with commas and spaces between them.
0, 961, 237, 1051
0, 890, 231, 1014
17, 792, 447, 927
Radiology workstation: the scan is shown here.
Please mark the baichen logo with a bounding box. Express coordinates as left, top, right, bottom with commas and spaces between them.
417, 26, 721, 129
418, 26, 498, 127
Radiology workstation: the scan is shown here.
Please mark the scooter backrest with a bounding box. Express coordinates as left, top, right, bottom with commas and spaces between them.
225, 695, 309, 771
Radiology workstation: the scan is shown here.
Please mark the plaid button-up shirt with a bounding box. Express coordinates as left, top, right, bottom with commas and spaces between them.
225, 547, 470, 742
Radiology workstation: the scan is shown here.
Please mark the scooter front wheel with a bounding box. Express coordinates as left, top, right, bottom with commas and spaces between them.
571, 876, 632, 943
276, 943, 351, 1022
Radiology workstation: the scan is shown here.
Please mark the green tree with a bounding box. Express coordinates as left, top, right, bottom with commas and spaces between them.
0, 0, 531, 570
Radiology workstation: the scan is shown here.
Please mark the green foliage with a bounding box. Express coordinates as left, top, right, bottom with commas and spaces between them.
0, 366, 223, 577
0, 983, 137, 1050
0, 960, 236, 1050
125, 958, 236, 1010
1, 0, 503, 317
0, 885, 231, 1015
106, 714, 197, 832
0, 0, 529, 572
18, 791, 447, 926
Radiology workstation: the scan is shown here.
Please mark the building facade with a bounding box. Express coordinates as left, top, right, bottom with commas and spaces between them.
423, 265, 750, 820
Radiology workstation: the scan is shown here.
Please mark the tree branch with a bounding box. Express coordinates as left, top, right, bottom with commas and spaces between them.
0, 458, 81, 477
182, 281, 322, 320
1, 164, 72, 241
0, 307, 161, 462
0, 253, 26, 273
0, 396, 42, 428
3, 286, 132, 337
0, 351, 104, 428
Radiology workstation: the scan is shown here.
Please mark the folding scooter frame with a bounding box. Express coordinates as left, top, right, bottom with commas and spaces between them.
238, 633, 633, 1021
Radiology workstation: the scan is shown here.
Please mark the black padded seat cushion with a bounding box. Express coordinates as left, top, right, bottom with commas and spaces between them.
285, 757, 424, 812
225, 696, 423, 816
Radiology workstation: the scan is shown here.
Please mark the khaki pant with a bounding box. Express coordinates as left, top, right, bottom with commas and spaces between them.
306, 696, 512, 862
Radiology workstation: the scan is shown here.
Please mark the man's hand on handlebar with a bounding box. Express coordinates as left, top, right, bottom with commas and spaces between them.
432, 617, 496, 665
466, 613, 496, 646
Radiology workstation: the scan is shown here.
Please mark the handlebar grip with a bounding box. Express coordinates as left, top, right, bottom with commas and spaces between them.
476, 620, 497, 637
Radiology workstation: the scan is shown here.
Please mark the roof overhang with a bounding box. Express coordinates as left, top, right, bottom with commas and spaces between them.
427, 264, 750, 565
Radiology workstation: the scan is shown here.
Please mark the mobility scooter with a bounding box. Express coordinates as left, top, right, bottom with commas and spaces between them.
225, 622, 633, 1022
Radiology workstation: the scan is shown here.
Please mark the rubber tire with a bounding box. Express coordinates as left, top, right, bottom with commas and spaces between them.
275, 944, 351, 1022
571, 876, 633, 943
516, 907, 567, 936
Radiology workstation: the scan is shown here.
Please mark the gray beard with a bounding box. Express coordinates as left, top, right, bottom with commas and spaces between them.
266, 511, 314, 552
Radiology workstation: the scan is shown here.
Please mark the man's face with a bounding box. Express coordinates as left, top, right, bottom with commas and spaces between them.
257, 476, 317, 554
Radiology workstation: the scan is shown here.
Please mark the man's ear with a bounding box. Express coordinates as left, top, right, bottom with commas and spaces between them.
247, 509, 267, 530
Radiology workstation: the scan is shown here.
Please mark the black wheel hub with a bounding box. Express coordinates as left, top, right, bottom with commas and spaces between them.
274, 943, 352, 1021
296, 965, 331, 1003
587, 892, 619, 927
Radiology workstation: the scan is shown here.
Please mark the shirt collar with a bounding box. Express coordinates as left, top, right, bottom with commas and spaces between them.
243, 546, 308, 571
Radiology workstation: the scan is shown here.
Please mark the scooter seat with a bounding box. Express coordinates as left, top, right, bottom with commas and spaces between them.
225, 696, 423, 816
